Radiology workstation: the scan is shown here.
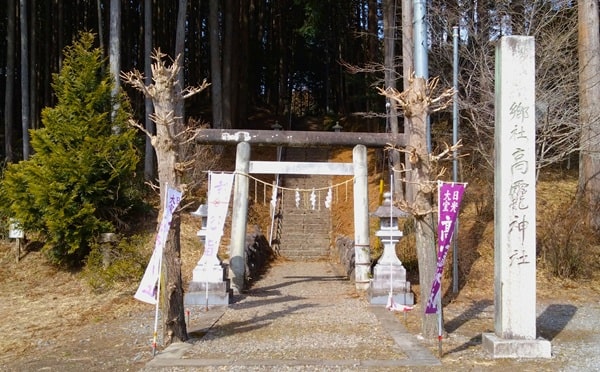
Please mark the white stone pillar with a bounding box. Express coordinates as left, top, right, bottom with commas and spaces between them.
353, 145, 371, 290
483, 36, 550, 358
229, 142, 250, 294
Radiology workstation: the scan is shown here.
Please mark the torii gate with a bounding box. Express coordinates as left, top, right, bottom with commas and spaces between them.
195, 129, 406, 293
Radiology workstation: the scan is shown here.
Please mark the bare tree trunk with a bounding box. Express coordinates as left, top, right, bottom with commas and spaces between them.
402, 0, 414, 201
144, 0, 156, 181
174, 0, 187, 124
97, 0, 104, 53
209, 0, 223, 129
577, 0, 600, 228
122, 54, 209, 345
5, 0, 16, 161
109, 0, 121, 123
20, 0, 31, 159
406, 77, 438, 338
57, 0, 64, 69
30, 0, 38, 130
222, 0, 233, 129
383, 0, 404, 200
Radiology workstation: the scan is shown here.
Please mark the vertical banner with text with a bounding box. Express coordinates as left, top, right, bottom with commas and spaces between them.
425, 182, 466, 314
203, 172, 235, 259
134, 187, 183, 304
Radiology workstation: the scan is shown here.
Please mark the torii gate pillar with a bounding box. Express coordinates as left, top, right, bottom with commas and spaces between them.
229, 142, 250, 294
228, 142, 371, 293
352, 145, 371, 290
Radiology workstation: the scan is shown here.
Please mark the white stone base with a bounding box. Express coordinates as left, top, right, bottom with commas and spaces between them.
482, 333, 551, 359
185, 281, 232, 306
192, 263, 225, 283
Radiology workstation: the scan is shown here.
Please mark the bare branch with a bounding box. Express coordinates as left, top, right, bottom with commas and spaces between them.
181, 78, 211, 99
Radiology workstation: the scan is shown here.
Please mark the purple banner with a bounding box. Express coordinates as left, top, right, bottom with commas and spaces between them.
425, 182, 466, 314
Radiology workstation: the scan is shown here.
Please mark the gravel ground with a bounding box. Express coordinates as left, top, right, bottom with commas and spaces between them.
3, 258, 597, 371
143, 261, 600, 371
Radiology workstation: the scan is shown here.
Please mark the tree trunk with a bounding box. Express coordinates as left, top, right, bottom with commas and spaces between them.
577, 0, 600, 228
383, 0, 404, 200
222, 0, 233, 129
174, 0, 187, 124
30, 0, 38, 130
122, 53, 207, 345
209, 0, 223, 129
402, 0, 414, 201
20, 0, 31, 159
97, 0, 104, 53
153, 72, 188, 345
5, 0, 16, 161
237, 2, 249, 129
109, 0, 121, 123
57, 0, 64, 70
406, 77, 438, 338
144, 0, 156, 181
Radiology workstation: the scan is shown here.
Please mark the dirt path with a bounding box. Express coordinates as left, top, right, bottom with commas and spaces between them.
146, 261, 438, 370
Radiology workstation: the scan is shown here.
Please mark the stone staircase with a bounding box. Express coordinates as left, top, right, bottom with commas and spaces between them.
275, 147, 332, 261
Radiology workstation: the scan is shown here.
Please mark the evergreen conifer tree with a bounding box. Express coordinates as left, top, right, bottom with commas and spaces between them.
0, 32, 141, 265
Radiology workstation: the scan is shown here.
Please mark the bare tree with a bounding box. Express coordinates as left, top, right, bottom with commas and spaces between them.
379, 76, 453, 338
577, 0, 600, 227
428, 3, 581, 177
122, 51, 210, 345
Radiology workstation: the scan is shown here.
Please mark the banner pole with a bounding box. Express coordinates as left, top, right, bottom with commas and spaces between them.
438, 294, 443, 357
437, 181, 443, 357
152, 183, 170, 356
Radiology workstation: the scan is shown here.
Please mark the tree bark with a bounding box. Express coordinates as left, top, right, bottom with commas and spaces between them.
122, 53, 210, 345
383, 0, 404, 200
209, 0, 223, 129
144, 0, 156, 181
5, 0, 16, 161
402, 0, 414, 201
577, 0, 600, 228
109, 0, 121, 123
29, 0, 38, 130
406, 77, 438, 338
20, 0, 31, 159
222, 0, 234, 129
174, 0, 187, 124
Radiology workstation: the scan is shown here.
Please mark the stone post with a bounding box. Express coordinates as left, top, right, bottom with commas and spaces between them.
353, 145, 371, 290
482, 36, 551, 358
229, 142, 250, 294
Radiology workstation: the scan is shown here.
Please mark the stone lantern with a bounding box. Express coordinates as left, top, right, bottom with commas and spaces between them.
368, 192, 414, 306
191, 204, 208, 244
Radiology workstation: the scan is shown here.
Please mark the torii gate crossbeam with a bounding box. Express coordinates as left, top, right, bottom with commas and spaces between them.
194, 129, 406, 148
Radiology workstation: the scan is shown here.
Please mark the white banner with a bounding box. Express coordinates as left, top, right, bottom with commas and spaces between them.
134, 187, 183, 304
203, 172, 235, 259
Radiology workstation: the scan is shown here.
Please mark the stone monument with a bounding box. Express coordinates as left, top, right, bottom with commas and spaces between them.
482, 35, 551, 358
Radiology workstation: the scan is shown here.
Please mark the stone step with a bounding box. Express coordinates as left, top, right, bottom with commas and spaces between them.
275, 147, 332, 261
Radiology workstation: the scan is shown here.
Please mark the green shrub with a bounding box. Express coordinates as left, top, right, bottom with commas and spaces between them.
0, 32, 142, 266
